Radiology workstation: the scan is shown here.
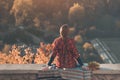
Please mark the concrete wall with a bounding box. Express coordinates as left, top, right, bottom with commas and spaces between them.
0, 64, 120, 80
0, 70, 37, 80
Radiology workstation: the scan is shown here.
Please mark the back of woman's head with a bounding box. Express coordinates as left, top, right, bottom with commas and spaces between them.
59, 24, 69, 38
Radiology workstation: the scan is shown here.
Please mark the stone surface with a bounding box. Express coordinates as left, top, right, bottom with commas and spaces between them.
93, 74, 120, 80
0, 74, 37, 80
0, 64, 46, 70
0, 64, 120, 80
93, 64, 120, 80
60, 69, 92, 80
100, 64, 120, 70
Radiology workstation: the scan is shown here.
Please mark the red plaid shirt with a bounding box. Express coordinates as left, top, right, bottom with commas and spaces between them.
52, 37, 80, 68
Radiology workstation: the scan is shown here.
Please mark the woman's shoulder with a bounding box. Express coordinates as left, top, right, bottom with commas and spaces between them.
54, 37, 74, 42
54, 37, 61, 41
53, 37, 62, 43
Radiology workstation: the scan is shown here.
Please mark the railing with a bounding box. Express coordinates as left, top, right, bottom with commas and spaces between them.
100, 40, 119, 63
91, 38, 118, 63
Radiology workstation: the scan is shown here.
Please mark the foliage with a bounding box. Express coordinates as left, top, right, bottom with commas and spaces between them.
74, 35, 83, 43
0, 0, 120, 43
10, 0, 33, 26
0, 42, 53, 64
68, 3, 85, 27
0, 41, 104, 64
88, 61, 100, 71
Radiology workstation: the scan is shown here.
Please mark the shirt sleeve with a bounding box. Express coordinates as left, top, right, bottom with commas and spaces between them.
70, 39, 80, 59
51, 38, 58, 57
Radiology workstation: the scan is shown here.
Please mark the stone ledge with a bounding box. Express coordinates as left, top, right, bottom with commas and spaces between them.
0, 64, 46, 70
0, 64, 120, 80
93, 70, 120, 74
93, 64, 120, 75
100, 64, 120, 70
0, 70, 38, 74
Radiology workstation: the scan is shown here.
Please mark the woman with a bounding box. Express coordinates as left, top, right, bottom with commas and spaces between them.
47, 24, 83, 68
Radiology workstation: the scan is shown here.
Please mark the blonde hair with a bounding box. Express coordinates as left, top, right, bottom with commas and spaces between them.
59, 24, 69, 33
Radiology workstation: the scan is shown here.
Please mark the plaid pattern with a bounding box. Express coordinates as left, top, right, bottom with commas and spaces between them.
52, 37, 80, 68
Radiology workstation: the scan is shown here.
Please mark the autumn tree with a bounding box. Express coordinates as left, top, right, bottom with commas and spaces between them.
69, 3, 85, 26
10, 0, 34, 27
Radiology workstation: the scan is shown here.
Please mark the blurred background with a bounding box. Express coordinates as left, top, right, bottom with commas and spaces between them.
0, 0, 120, 64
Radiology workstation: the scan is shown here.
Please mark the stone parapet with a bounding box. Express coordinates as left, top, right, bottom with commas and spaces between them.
93, 70, 120, 80
0, 64, 120, 80
0, 70, 37, 80
93, 64, 120, 80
